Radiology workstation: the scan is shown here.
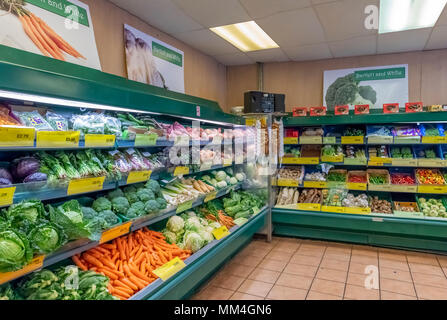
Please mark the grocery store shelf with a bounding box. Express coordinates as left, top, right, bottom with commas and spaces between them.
272, 208, 447, 253
129, 206, 268, 300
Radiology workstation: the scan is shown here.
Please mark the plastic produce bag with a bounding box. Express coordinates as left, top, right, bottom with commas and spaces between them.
13, 111, 53, 131
71, 113, 104, 137
46, 112, 69, 131
103, 115, 122, 137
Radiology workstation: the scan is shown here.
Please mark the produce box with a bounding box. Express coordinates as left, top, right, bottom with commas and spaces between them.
368, 145, 391, 165
327, 169, 348, 188
420, 124, 446, 144
366, 126, 394, 144
301, 145, 322, 157
323, 126, 342, 144
297, 188, 324, 211
392, 125, 421, 144
342, 192, 371, 214
368, 192, 393, 216
392, 194, 423, 219
367, 169, 391, 191
303, 166, 328, 188
321, 145, 344, 163
416, 169, 447, 194
389, 168, 417, 193
390, 146, 417, 166
300, 127, 323, 144
416, 195, 447, 220
347, 171, 367, 190
322, 188, 346, 213
414, 145, 444, 167
277, 167, 304, 186
343, 145, 367, 165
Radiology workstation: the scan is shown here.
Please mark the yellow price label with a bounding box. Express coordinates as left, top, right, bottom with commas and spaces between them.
321, 155, 343, 163
67, 177, 105, 195
153, 257, 186, 281
127, 170, 152, 184
341, 136, 364, 144
422, 136, 447, 144
418, 159, 444, 167
223, 159, 233, 167
322, 206, 345, 213
344, 207, 371, 215
281, 157, 319, 165
418, 185, 447, 194
394, 136, 420, 144
368, 161, 384, 167
368, 136, 393, 144
174, 135, 190, 146
85, 134, 115, 147
303, 181, 327, 188
323, 137, 336, 144
174, 166, 190, 176
344, 158, 367, 165
297, 203, 321, 211
347, 183, 367, 191
391, 159, 417, 167
37, 131, 80, 148
204, 191, 217, 203
284, 137, 298, 145
370, 157, 392, 164
390, 185, 417, 193
277, 179, 299, 187
100, 222, 132, 244
135, 133, 158, 146
0, 127, 35, 147
0, 187, 16, 207
0, 255, 45, 285
368, 184, 392, 192
176, 200, 193, 213
212, 226, 230, 240
200, 162, 213, 171
300, 136, 322, 144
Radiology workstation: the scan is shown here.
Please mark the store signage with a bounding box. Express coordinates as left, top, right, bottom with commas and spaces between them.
344, 207, 371, 215
310, 107, 326, 116
37, 131, 80, 148
153, 257, 186, 281
390, 185, 417, 193
344, 158, 367, 166
67, 176, 105, 195
321, 206, 345, 213
335, 105, 349, 115
347, 183, 367, 191
422, 136, 447, 144
323, 137, 336, 144
383, 103, 400, 114
124, 24, 185, 93
293, 107, 308, 117
418, 185, 447, 194
391, 159, 418, 167
0, 255, 45, 285
405, 102, 423, 113
0, 187, 16, 207
355, 105, 370, 115
321, 155, 343, 163
0, 0, 101, 69
281, 157, 319, 165
127, 171, 152, 184
85, 134, 115, 147
323, 65, 409, 111
0, 127, 35, 147
277, 179, 299, 187
99, 222, 132, 244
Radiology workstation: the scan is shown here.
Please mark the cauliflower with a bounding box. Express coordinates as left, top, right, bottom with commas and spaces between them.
92, 197, 112, 212
167, 216, 185, 233
111, 197, 130, 215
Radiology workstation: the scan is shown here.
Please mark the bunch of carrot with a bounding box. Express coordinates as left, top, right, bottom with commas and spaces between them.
205, 210, 235, 229
72, 228, 191, 300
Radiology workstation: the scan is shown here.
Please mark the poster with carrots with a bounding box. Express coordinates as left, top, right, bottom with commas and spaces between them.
0, 0, 101, 70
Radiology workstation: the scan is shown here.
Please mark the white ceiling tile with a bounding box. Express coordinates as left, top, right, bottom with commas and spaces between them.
240, 0, 311, 19
256, 8, 326, 47
172, 0, 251, 28
213, 52, 254, 65
109, 0, 202, 34
314, 0, 379, 42
435, 6, 447, 26
173, 29, 240, 55
246, 48, 290, 63
282, 43, 332, 61
425, 26, 447, 50
378, 28, 432, 54
329, 35, 377, 58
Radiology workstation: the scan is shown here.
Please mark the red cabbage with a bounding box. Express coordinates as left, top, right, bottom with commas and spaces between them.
0, 168, 12, 182
13, 157, 40, 180
0, 178, 12, 185
23, 172, 47, 183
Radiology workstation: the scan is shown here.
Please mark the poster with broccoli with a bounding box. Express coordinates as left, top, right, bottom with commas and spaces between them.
323, 64, 408, 111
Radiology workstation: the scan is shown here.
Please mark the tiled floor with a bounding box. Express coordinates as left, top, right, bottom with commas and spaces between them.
191, 236, 447, 300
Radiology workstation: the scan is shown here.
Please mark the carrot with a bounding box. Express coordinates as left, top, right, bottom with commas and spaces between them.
98, 268, 118, 280
83, 253, 104, 268
127, 275, 147, 290
72, 255, 88, 271
101, 244, 116, 250
22, 14, 59, 59
99, 257, 117, 270
121, 278, 139, 291
113, 294, 128, 301
19, 15, 50, 57
112, 287, 131, 298
128, 264, 151, 282
114, 286, 133, 296
116, 238, 126, 261
111, 252, 119, 264
27, 13, 64, 60
140, 263, 146, 275
101, 266, 124, 278
114, 280, 135, 292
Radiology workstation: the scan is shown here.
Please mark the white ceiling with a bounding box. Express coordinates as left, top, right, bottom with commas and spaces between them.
109, 0, 447, 66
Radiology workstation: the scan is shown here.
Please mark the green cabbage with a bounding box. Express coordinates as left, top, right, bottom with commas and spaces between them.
5, 200, 46, 233
28, 222, 66, 254
163, 230, 177, 244
198, 230, 213, 244
0, 229, 33, 272
185, 217, 202, 232
183, 231, 204, 253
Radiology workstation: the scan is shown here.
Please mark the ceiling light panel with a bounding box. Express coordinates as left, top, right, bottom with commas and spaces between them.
210, 21, 279, 52
379, 0, 447, 34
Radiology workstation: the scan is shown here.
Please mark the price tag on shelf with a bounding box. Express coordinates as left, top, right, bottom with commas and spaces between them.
126, 170, 152, 184
303, 181, 327, 189
135, 133, 158, 146
283, 137, 298, 145
204, 191, 217, 203
391, 159, 418, 167
344, 158, 367, 166
368, 161, 384, 167
212, 226, 230, 240
153, 257, 186, 281
418, 159, 444, 167
0, 127, 35, 147
0, 187, 16, 207
341, 136, 364, 144
368, 184, 392, 192
344, 207, 371, 215
422, 136, 447, 144
176, 200, 193, 213
327, 182, 347, 189
67, 177, 105, 195
297, 203, 321, 211
99, 222, 132, 244
0, 255, 45, 285
394, 136, 420, 144
174, 166, 190, 176
174, 135, 190, 146
321, 155, 343, 163
223, 159, 233, 167
390, 185, 417, 193
368, 136, 394, 144
393, 211, 424, 218
281, 157, 319, 165
200, 162, 213, 171
37, 131, 80, 148
370, 157, 392, 164
252, 207, 261, 216
323, 137, 336, 144
299, 136, 322, 144
277, 179, 299, 187
347, 183, 367, 191
84, 134, 115, 147
321, 206, 345, 214
418, 185, 447, 194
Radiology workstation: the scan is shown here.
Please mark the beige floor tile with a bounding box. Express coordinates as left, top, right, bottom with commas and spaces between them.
289, 254, 322, 266
232, 254, 263, 268
274, 237, 299, 244
274, 241, 300, 251
194, 286, 234, 300
323, 252, 351, 262
352, 247, 378, 257
349, 262, 377, 274
315, 267, 347, 283
295, 247, 325, 258
240, 246, 272, 259
411, 272, 447, 288
258, 258, 288, 272
230, 292, 264, 300
378, 252, 407, 262
381, 291, 417, 300
380, 267, 413, 283
415, 284, 447, 300
379, 258, 410, 271
275, 273, 314, 290
266, 285, 307, 300
409, 263, 445, 277
248, 268, 281, 284
210, 274, 245, 291
310, 278, 345, 297
344, 284, 380, 300
224, 263, 255, 278
350, 254, 378, 265
300, 243, 327, 250
265, 250, 294, 262
407, 254, 440, 266
437, 255, 447, 267
347, 272, 369, 287
238, 279, 274, 298
306, 291, 343, 300
380, 278, 416, 297
320, 258, 350, 272
326, 244, 352, 253
442, 267, 447, 277
284, 262, 318, 277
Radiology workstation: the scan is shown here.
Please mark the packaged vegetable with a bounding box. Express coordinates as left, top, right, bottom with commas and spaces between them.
46, 112, 69, 131
13, 111, 53, 131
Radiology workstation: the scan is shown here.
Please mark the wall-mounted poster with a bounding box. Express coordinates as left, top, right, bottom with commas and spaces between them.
323, 64, 409, 111
0, 0, 101, 70
124, 24, 185, 94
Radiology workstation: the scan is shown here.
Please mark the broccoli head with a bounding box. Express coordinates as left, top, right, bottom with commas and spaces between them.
125, 192, 139, 204
325, 73, 360, 110
126, 201, 145, 218
111, 197, 130, 215
156, 197, 167, 210
107, 189, 124, 200
144, 200, 160, 213
137, 188, 155, 202
358, 85, 377, 104
145, 180, 161, 194
123, 185, 137, 194
92, 197, 112, 212
81, 207, 97, 220
97, 210, 120, 228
